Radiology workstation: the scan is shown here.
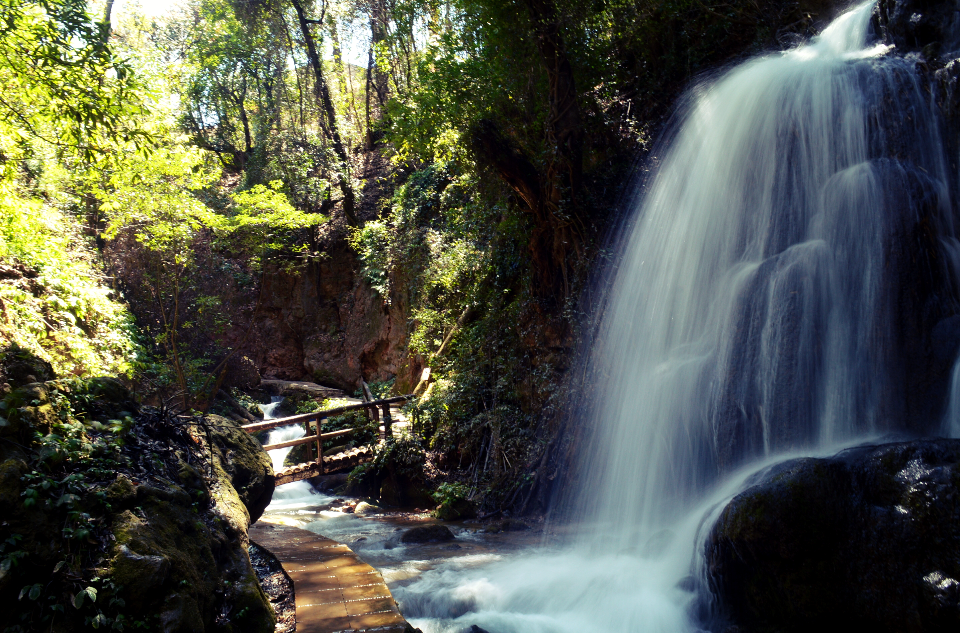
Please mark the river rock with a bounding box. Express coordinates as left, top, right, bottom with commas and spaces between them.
0, 344, 54, 387
400, 525, 456, 544
435, 495, 477, 521
354, 501, 381, 515
706, 438, 960, 632
482, 519, 530, 533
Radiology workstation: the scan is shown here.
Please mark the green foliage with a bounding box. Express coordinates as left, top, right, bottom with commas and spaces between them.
347, 434, 426, 491
0, 0, 152, 384
348, 221, 393, 299
0, 0, 151, 165
223, 180, 326, 272
431, 481, 469, 506
99, 141, 221, 264
366, 378, 395, 400
0, 185, 138, 378
1, 379, 141, 632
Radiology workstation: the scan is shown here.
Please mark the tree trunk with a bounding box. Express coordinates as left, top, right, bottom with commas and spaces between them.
525, 0, 583, 200
290, 0, 358, 225
470, 0, 585, 300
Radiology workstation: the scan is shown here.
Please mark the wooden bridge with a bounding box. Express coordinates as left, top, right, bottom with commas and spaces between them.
242, 395, 414, 485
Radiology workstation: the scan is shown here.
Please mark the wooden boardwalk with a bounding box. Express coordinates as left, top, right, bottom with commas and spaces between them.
250, 521, 412, 633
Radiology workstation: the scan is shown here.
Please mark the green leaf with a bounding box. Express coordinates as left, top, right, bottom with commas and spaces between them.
20, 583, 42, 601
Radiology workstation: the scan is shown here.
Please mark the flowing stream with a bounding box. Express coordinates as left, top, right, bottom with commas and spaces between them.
265, 3, 960, 631
260, 398, 322, 507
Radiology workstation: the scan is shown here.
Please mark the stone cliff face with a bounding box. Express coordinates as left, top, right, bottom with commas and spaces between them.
247, 234, 417, 393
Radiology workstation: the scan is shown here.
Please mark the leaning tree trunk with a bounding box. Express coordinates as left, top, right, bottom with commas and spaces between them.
470, 0, 585, 301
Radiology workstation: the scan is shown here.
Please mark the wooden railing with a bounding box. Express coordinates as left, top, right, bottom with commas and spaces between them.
241, 395, 414, 472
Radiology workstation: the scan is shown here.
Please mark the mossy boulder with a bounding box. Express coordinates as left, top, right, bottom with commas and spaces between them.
0, 344, 54, 387
707, 439, 960, 633
204, 414, 275, 524
0, 379, 276, 633
434, 495, 477, 521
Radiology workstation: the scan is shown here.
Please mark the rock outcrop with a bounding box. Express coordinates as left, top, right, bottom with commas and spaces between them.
0, 377, 276, 632
245, 238, 417, 393
706, 439, 960, 633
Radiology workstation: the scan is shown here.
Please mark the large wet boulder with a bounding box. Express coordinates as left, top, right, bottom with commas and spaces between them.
400, 525, 456, 544
873, 0, 960, 57
0, 379, 276, 633
706, 439, 960, 632
205, 414, 275, 524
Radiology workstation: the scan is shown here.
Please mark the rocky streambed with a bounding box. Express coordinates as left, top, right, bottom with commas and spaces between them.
259, 438, 960, 633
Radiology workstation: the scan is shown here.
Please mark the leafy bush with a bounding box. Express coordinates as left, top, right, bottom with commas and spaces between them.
348, 221, 393, 299
347, 435, 427, 493
0, 187, 139, 379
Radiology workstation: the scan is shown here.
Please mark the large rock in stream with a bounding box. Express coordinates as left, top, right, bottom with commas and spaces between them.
706, 439, 960, 632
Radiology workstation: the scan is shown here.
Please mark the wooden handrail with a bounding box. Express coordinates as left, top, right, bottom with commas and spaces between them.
241, 395, 414, 433
262, 428, 355, 451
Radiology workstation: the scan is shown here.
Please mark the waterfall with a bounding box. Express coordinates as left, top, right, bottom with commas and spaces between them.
570, 0, 951, 549
260, 397, 320, 507
400, 2, 959, 631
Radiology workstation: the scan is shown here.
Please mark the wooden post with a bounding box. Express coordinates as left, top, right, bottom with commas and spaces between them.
381, 403, 392, 439
317, 417, 326, 474
361, 379, 377, 427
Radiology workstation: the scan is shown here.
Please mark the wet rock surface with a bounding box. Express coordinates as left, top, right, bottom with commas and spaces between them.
707, 438, 960, 633
249, 236, 416, 392
249, 542, 294, 633
400, 525, 456, 544
873, 0, 960, 56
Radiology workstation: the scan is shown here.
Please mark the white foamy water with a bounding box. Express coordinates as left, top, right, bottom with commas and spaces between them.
260, 397, 323, 508
395, 2, 957, 631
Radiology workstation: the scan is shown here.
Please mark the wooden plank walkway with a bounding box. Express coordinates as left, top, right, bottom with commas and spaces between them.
250, 521, 412, 633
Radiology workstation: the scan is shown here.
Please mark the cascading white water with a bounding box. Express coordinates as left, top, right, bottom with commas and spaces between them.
260, 397, 320, 507
571, 0, 949, 547
398, 2, 957, 631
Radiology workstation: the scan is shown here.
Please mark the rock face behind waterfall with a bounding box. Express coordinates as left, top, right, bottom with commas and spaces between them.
706, 439, 960, 632
875, 0, 960, 203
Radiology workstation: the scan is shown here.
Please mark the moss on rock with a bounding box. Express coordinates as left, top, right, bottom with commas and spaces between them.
0, 378, 276, 633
